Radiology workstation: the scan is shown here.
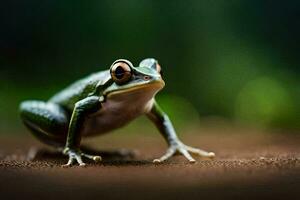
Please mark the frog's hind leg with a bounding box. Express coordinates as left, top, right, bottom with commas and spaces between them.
20, 100, 69, 148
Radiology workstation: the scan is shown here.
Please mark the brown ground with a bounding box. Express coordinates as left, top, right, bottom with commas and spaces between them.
0, 126, 299, 200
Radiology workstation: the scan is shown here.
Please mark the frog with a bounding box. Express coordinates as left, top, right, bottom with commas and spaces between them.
19, 58, 215, 167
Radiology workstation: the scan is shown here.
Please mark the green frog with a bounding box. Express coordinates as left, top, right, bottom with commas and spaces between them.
20, 58, 215, 167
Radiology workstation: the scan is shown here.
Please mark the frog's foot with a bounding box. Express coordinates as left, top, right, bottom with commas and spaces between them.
62, 148, 102, 167
153, 142, 215, 164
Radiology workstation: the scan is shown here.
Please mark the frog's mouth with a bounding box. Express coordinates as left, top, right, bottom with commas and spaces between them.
105, 79, 165, 98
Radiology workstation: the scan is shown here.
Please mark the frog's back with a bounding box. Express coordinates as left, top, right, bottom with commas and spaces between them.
49, 70, 110, 110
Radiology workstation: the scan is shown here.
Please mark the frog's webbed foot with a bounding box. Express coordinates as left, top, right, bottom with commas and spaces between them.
62, 148, 102, 167
153, 141, 215, 164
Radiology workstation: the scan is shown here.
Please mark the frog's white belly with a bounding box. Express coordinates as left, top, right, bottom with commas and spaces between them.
82, 91, 155, 136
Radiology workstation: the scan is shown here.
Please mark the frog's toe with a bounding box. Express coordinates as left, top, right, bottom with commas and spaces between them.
93, 156, 102, 162
74, 155, 86, 166
207, 152, 215, 158
153, 147, 176, 164
155, 142, 215, 164
81, 153, 102, 163
61, 157, 75, 168
184, 145, 216, 159
153, 158, 162, 164
79, 163, 87, 167
177, 147, 197, 163
62, 149, 88, 167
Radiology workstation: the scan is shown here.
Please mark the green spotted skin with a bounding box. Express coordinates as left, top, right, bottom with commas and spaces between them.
20, 58, 215, 166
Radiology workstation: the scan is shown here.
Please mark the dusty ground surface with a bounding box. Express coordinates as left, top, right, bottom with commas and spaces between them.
0, 126, 299, 200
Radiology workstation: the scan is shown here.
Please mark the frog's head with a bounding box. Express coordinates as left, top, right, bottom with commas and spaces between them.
104, 58, 165, 98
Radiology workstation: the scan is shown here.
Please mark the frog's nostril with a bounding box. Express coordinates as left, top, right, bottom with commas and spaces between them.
143, 76, 151, 81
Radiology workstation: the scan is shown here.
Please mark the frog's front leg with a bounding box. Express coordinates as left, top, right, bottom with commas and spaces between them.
62, 96, 102, 167
146, 101, 215, 163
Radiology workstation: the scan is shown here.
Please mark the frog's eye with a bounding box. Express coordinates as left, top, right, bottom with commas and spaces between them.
110, 61, 132, 85
139, 58, 162, 75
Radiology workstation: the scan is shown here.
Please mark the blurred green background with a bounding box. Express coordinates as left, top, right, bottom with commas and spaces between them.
0, 0, 299, 134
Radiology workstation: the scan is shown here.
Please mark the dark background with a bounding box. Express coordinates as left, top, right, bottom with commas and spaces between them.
1, 0, 299, 133
0, 2, 300, 199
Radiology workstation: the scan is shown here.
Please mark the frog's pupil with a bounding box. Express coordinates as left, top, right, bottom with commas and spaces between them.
115, 66, 124, 79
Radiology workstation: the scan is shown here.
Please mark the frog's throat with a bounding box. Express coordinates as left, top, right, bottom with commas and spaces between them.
105, 80, 165, 98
